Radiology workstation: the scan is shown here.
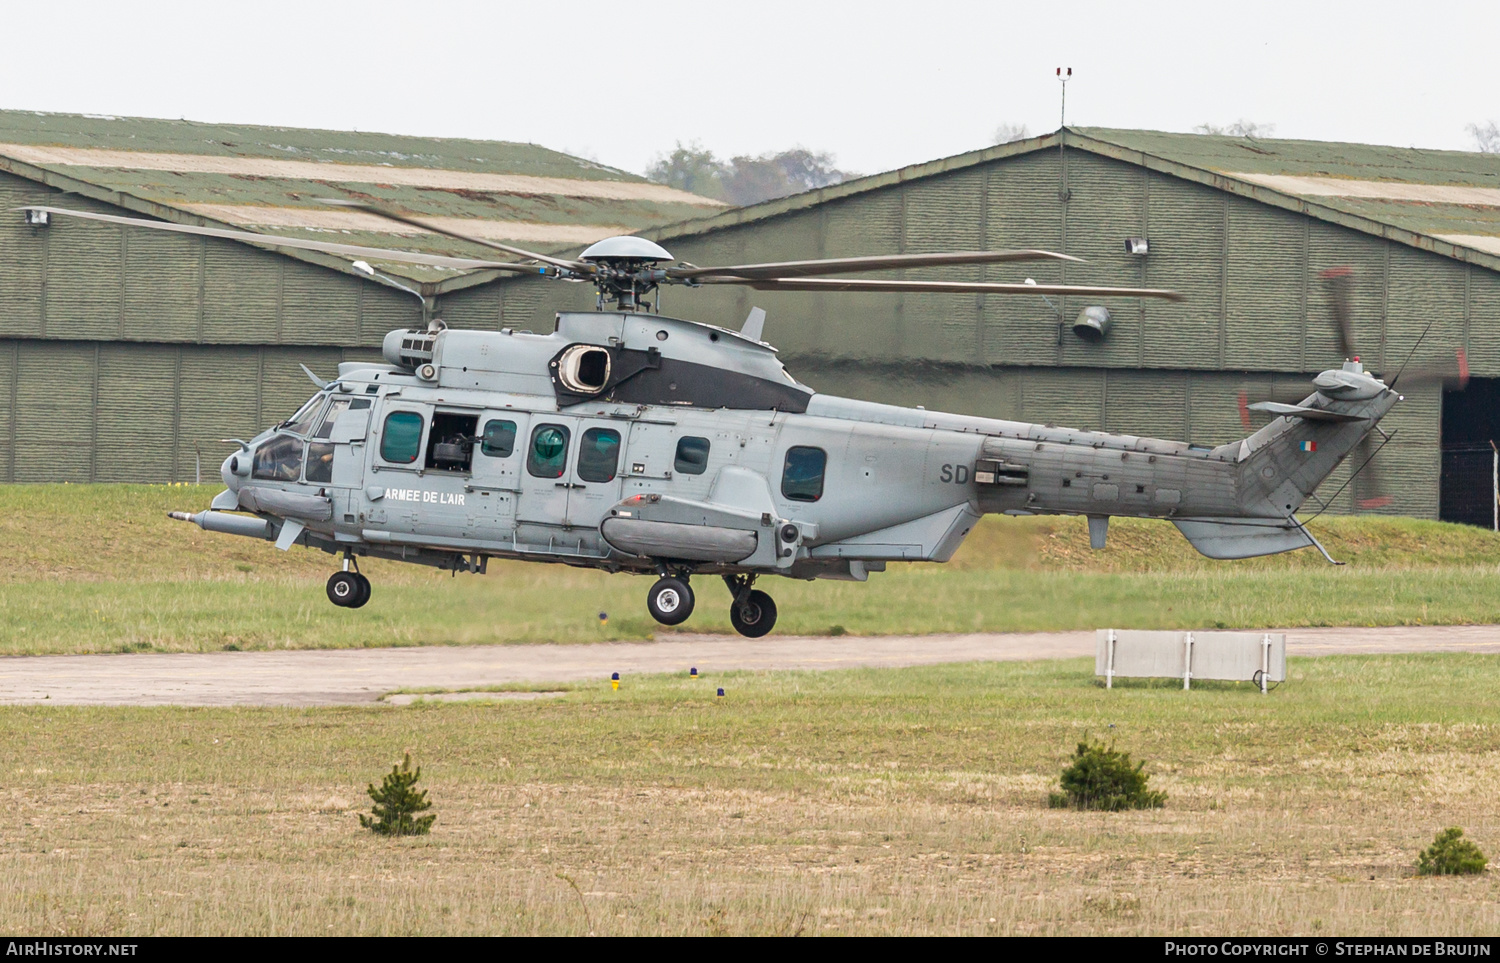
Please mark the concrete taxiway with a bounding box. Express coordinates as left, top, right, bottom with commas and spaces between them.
0, 625, 1495, 707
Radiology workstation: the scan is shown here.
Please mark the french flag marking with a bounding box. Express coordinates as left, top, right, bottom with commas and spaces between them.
1299, 440, 1317, 452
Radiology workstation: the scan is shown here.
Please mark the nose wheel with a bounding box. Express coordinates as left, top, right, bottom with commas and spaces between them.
724, 575, 777, 638
646, 576, 695, 625
327, 571, 371, 608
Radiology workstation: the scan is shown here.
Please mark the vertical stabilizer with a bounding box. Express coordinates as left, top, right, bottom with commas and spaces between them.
1173, 361, 1398, 559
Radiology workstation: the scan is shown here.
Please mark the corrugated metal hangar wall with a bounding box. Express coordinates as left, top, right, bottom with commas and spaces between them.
4, 118, 1499, 523
0, 171, 413, 483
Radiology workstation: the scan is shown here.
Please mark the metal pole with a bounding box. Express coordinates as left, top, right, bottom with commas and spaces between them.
1490, 440, 1497, 533
1183, 632, 1193, 691
1106, 628, 1116, 689
1261, 634, 1271, 695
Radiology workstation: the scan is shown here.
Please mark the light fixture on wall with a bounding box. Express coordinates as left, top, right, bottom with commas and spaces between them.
1125, 237, 1149, 256
1073, 306, 1112, 342
24, 208, 48, 227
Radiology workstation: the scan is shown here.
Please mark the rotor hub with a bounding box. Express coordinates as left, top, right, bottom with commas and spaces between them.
579, 237, 675, 311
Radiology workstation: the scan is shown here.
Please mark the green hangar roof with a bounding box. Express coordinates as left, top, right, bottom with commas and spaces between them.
0, 110, 725, 286
653, 126, 1500, 274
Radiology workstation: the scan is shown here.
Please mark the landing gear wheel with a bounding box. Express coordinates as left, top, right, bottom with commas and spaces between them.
647, 577, 695, 626
326, 571, 362, 607
348, 573, 372, 608
730, 589, 777, 638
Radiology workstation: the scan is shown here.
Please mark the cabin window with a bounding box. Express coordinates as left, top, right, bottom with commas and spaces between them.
578, 428, 622, 483
781, 446, 827, 502
252, 434, 304, 481
426, 412, 479, 473
674, 436, 710, 475
312, 398, 352, 439
380, 411, 424, 464
481, 419, 518, 457
527, 424, 571, 479
305, 442, 335, 483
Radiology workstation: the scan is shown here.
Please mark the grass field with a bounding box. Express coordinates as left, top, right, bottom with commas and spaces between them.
5, 485, 1500, 655
0, 655, 1494, 936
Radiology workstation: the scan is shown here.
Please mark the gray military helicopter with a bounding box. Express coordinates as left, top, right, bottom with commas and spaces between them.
24, 203, 1438, 636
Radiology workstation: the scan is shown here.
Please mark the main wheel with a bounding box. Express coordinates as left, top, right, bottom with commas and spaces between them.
326, 571, 361, 607
729, 589, 777, 638
646, 577, 695, 626
348, 573, 372, 609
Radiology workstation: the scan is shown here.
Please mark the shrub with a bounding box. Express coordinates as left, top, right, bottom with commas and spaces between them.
1048, 740, 1166, 811
1416, 828, 1487, 876
359, 752, 436, 836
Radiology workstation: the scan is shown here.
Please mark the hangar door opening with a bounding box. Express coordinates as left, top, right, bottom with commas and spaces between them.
1440, 378, 1500, 528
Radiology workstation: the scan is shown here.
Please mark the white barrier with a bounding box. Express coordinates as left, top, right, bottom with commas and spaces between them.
1096, 630, 1286, 693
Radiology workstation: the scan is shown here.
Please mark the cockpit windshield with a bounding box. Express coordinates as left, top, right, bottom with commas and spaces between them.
283, 393, 326, 435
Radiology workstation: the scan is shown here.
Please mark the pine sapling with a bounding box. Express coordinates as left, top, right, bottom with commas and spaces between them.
1048, 740, 1166, 811
360, 752, 436, 836
1416, 827, 1487, 876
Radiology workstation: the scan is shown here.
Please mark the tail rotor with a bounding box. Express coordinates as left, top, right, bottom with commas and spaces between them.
1234, 267, 1469, 514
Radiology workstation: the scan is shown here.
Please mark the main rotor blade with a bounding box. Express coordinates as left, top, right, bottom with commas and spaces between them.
19, 207, 549, 273
1319, 267, 1357, 358
668, 249, 1082, 281
323, 199, 594, 274
699, 276, 1184, 301
1389, 349, 1469, 391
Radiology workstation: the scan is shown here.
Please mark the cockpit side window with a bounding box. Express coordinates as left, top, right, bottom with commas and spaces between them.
284, 395, 325, 436
306, 443, 335, 483
313, 398, 352, 439
252, 435, 304, 482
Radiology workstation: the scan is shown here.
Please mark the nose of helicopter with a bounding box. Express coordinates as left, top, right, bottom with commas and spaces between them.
221, 451, 244, 491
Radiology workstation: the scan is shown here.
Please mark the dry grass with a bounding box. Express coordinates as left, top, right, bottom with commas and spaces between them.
0, 656, 1495, 935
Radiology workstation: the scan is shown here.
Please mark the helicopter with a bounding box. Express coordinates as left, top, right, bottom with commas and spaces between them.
21, 202, 1448, 637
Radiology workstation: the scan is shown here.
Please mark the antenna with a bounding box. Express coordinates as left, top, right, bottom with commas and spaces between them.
1057, 67, 1072, 128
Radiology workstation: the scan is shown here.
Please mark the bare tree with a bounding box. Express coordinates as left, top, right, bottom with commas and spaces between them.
647, 143, 856, 206
1468, 121, 1500, 153
992, 122, 1031, 145
1195, 120, 1277, 138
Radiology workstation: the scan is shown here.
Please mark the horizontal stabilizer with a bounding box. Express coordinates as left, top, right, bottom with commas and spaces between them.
1245, 401, 1365, 423
1172, 516, 1315, 560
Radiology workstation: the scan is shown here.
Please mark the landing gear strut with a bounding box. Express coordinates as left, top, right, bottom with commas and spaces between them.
724, 574, 777, 638
646, 575, 694, 625
327, 556, 371, 608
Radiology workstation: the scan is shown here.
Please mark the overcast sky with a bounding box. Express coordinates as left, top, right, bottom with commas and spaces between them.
3, 1, 1497, 177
